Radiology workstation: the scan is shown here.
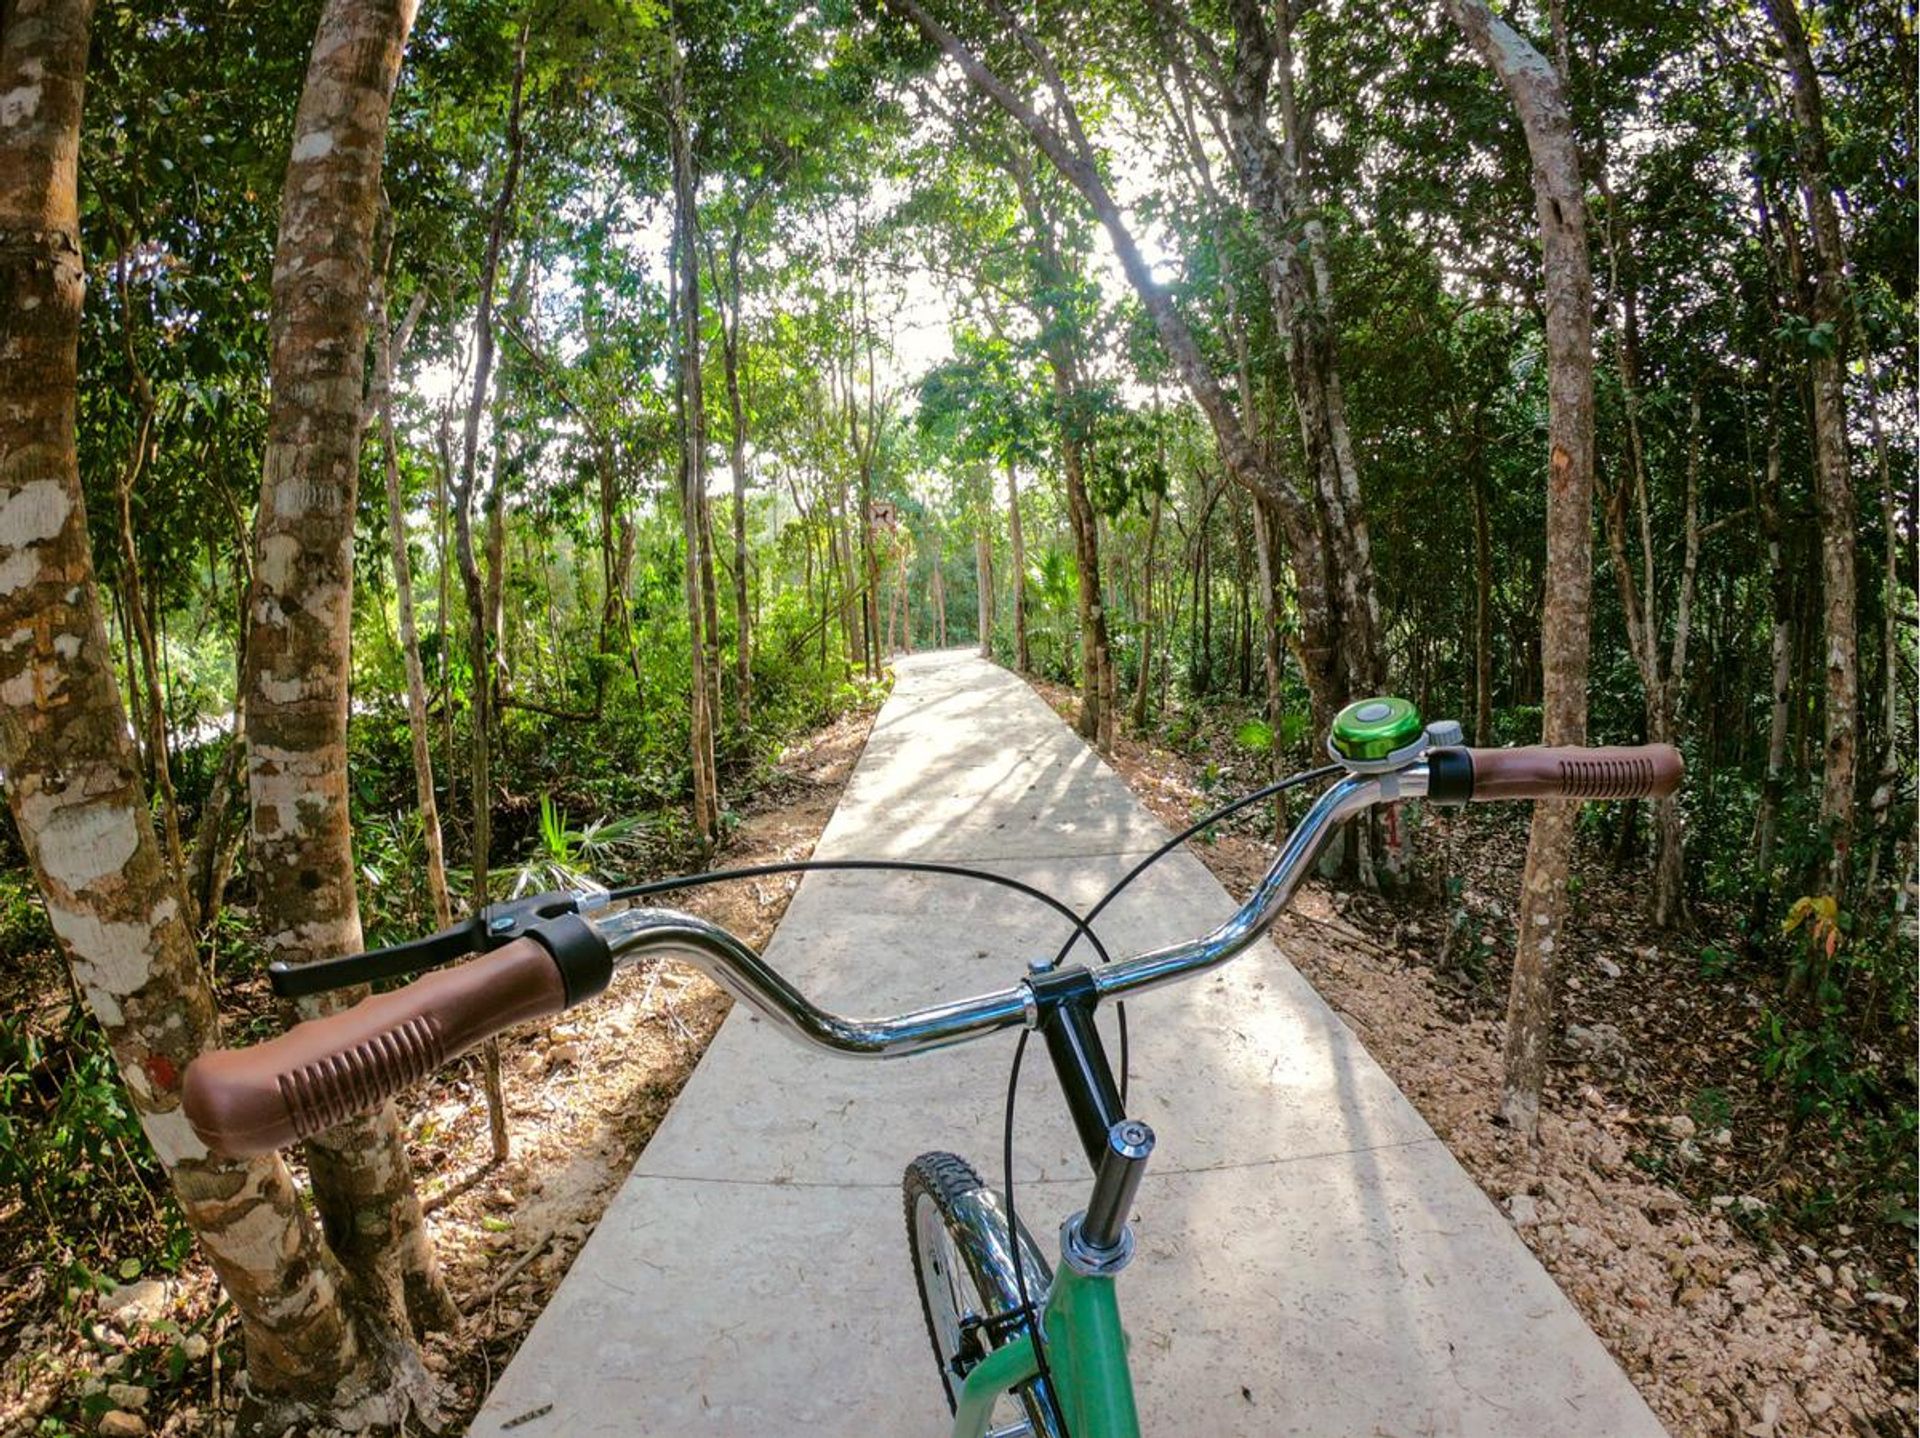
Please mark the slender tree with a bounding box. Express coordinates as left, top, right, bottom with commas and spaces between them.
243, 0, 454, 1328
1762, 0, 1861, 897
1440, 0, 1596, 1142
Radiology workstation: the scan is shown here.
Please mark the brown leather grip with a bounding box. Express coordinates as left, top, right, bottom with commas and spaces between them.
183, 937, 565, 1158
1465, 743, 1683, 802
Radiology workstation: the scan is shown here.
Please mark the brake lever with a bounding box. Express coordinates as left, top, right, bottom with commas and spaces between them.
267, 885, 610, 999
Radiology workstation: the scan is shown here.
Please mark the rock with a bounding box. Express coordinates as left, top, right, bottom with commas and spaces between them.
1741, 1390, 1782, 1437
1595, 954, 1622, 979
97, 1413, 146, 1438
1814, 1263, 1834, 1286
1667, 1115, 1698, 1140
1506, 1194, 1540, 1225
181, 1334, 209, 1361
99, 1280, 169, 1327
105, 1384, 150, 1411
1567, 1024, 1626, 1060
545, 1042, 582, 1069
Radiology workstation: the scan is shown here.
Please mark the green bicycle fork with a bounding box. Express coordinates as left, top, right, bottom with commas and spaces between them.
950, 1263, 1140, 1438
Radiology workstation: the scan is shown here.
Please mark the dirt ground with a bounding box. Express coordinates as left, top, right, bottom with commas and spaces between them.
1026, 676, 1915, 1438
0, 702, 876, 1438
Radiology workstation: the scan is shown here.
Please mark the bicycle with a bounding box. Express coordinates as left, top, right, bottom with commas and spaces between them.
184, 697, 1680, 1438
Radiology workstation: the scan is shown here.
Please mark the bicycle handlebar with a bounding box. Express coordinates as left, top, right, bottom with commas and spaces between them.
182, 742, 1681, 1158
184, 938, 568, 1156
1434, 743, 1682, 803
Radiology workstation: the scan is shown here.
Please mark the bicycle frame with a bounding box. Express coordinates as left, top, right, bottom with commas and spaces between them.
952, 1261, 1138, 1438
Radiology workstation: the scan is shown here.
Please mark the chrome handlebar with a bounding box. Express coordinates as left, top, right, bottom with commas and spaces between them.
587, 764, 1428, 1059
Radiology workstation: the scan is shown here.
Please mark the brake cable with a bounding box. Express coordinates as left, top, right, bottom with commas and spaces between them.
998, 761, 1341, 1434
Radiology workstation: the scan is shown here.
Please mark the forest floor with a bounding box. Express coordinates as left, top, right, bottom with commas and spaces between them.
1029, 676, 1916, 1438
0, 700, 878, 1438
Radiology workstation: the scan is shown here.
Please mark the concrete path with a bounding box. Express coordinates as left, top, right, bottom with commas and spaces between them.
475, 652, 1669, 1437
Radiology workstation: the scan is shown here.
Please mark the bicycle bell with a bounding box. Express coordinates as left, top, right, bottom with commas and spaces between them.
1328, 695, 1433, 772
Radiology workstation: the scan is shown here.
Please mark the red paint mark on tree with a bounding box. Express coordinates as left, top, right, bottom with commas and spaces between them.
143, 1053, 178, 1091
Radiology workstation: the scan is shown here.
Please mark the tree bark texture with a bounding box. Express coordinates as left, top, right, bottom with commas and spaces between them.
721, 230, 754, 724
245, 0, 454, 1333
0, 0, 429, 1416
975, 509, 994, 658
373, 284, 454, 935
1442, 0, 1595, 1143
669, 30, 721, 847
455, 15, 528, 922
1006, 457, 1030, 672
1472, 470, 1494, 743
1764, 0, 1859, 896
1002, 141, 1114, 749
1131, 487, 1163, 732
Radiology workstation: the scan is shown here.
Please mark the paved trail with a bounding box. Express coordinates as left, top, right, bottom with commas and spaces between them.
476, 651, 1668, 1437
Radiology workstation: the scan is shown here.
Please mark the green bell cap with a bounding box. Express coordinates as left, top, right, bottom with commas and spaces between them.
1330, 696, 1423, 762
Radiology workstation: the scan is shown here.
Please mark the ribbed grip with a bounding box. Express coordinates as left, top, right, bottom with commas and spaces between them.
1557, 755, 1657, 799
1464, 743, 1683, 802
278, 1016, 445, 1140
184, 937, 567, 1157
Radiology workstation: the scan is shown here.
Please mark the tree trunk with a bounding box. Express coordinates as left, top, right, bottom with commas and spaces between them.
108, 254, 192, 912
1472, 469, 1494, 743
1064, 438, 1116, 752
1216, 0, 1384, 705
1131, 487, 1163, 733
1443, 0, 1596, 1143
1006, 457, 1030, 672
669, 30, 720, 847
1764, 0, 1859, 896
451, 16, 527, 1169
0, 1, 433, 1415
722, 236, 753, 725
1250, 494, 1292, 838
931, 533, 947, 647
374, 281, 454, 936
1752, 442, 1793, 928
243, 0, 454, 1332
975, 515, 994, 658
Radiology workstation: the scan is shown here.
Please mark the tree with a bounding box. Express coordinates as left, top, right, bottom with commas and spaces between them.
668, 8, 722, 847
243, 0, 454, 1335
1762, 0, 1861, 898
0, 0, 426, 1419
1439, 0, 1596, 1142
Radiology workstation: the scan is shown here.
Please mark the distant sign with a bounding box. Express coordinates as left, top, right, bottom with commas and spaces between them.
868, 499, 898, 532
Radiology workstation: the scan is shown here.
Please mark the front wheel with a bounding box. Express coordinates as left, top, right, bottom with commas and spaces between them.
903, 1152, 1063, 1437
